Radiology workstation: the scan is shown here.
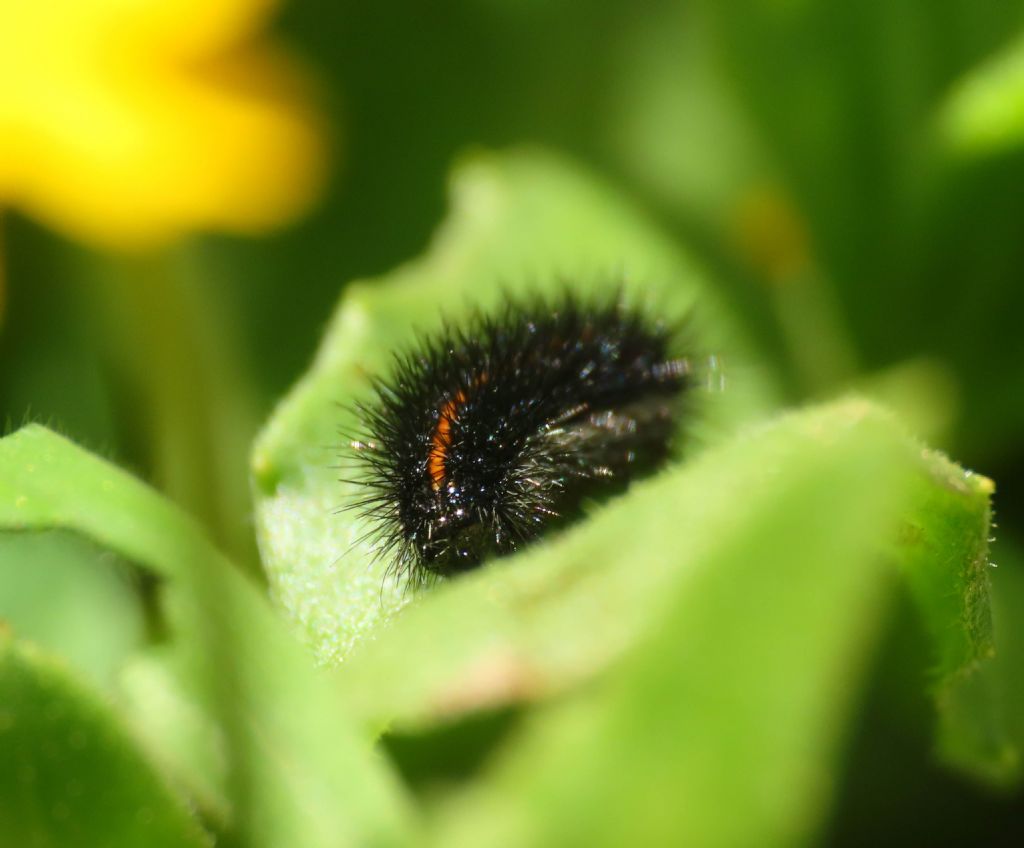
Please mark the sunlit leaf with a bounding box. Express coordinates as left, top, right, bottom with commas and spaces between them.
431, 399, 1003, 847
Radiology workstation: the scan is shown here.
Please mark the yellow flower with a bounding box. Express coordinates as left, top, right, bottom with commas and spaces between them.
0, 0, 326, 249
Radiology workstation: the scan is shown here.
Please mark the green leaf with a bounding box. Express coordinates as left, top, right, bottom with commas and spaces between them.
0, 532, 145, 691
940, 33, 1024, 158
0, 425, 415, 848
0, 423, 212, 580
430, 399, 1002, 847
333, 389, 980, 733
0, 636, 209, 848
936, 539, 1024, 787
117, 651, 231, 827
251, 147, 777, 671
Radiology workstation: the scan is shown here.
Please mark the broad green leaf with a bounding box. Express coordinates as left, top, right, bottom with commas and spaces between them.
0, 425, 415, 848
0, 637, 209, 848
339, 395, 1002, 760
156, 568, 418, 848
431, 399, 1000, 847
251, 147, 777, 670
0, 424, 210, 579
0, 532, 144, 690
118, 651, 231, 827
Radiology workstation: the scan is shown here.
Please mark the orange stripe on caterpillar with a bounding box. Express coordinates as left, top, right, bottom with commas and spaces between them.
427, 373, 491, 490
427, 389, 466, 489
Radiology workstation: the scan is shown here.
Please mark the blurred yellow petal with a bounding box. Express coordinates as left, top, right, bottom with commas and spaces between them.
99, 0, 282, 57
0, 0, 327, 249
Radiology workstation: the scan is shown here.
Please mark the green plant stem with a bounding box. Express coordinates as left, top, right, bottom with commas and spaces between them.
89, 249, 261, 578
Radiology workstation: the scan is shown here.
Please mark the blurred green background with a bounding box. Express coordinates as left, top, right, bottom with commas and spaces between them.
3, 0, 1024, 844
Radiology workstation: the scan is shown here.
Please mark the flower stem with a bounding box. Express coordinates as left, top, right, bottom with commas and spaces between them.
90, 249, 262, 578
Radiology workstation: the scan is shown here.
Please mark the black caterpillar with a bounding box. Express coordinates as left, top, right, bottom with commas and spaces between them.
349, 291, 695, 581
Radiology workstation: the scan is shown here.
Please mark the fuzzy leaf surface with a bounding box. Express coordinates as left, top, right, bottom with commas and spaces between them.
0, 425, 414, 848
251, 148, 773, 672
431, 399, 1002, 847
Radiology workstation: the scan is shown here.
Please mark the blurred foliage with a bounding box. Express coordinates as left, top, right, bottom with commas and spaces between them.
2, 0, 1024, 845
0, 637, 209, 848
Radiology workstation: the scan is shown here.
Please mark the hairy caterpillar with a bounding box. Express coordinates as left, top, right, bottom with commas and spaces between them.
348, 291, 697, 582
